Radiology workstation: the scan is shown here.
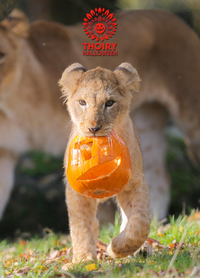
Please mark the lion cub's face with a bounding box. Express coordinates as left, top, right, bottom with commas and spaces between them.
60, 63, 140, 137
66, 69, 131, 137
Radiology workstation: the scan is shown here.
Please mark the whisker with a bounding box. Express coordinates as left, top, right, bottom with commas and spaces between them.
59, 94, 65, 99
59, 94, 68, 105
65, 120, 72, 129
110, 85, 119, 94
106, 83, 112, 95
106, 83, 120, 96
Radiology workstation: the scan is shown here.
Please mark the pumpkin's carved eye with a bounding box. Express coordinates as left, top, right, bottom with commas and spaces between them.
105, 100, 115, 107
79, 100, 86, 106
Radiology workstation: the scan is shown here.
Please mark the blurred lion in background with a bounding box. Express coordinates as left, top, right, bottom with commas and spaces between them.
0, 9, 200, 223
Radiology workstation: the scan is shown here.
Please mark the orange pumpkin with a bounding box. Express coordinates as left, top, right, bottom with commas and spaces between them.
67, 131, 132, 199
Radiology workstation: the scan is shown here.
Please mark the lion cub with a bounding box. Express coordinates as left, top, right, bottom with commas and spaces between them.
59, 63, 151, 262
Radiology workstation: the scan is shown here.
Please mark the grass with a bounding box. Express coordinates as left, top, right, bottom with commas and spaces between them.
0, 211, 199, 278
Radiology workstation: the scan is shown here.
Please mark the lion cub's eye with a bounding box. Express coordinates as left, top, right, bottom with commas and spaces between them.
105, 100, 115, 107
79, 100, 86, 106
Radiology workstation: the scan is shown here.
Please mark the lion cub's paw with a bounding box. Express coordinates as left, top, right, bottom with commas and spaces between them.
107, 242, 117, 258
61, 263, 73, 271
134, 241, 153, 257
106, 242, 127, 259
107, 240, 152, 259
73, 252, 96, 264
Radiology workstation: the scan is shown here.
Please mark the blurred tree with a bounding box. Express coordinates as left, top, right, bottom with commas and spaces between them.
118, 0, 200, 34
4, 0, 200, 33
0, 0, 19, 20
18, 0, 118, 25
25, 0, 52, 21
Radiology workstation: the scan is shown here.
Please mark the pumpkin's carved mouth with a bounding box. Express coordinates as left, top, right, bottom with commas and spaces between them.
77, 155, 121, 181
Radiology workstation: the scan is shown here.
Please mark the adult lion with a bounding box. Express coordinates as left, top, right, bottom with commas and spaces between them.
0, 9, 199, 221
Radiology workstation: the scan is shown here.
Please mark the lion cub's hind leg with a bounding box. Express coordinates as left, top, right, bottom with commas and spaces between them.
107, 181, 151, 258
133, 103, 170, 220
0, 149, 17, 220
66, 184, 98, 263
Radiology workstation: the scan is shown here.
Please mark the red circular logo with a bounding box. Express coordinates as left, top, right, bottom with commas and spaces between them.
83, 7, 117, 42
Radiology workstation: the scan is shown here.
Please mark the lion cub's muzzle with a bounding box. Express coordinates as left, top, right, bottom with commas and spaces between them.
88, 125, 102, 134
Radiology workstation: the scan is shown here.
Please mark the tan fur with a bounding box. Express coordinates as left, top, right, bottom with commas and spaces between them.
1, 9, 200, 221
1, 9, 29, 37
0, 11, 73, 218
59, 63, 151, 262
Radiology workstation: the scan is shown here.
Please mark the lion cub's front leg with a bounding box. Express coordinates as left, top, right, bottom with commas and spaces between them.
66, 183, 99, 263
107, 180, 151, 258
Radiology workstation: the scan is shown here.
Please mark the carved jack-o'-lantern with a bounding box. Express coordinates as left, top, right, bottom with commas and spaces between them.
95, 23, 106, 34
67, 131, 132, 199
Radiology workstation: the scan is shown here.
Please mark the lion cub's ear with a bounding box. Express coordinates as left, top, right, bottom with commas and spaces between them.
59, 63, 86, 99
114, 63, 140, 94
1, 9, 29, 37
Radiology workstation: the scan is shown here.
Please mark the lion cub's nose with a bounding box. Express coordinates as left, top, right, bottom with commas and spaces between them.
88, 126, 102, 133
